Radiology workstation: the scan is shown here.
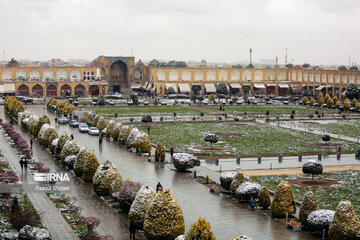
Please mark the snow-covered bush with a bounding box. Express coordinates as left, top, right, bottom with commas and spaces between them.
38, 124, 58, 147
105, 120, 116, 138
258, 186, 271, 209
230, 172, 246, 194
60, 140, 80, 163
92, 160, 123, 196
155, 142, 165, 162
118, 125, 130, 143
112, 179, 141, 213
96, 116, 106, 131
27, 115, 39, 136
186, 217, 215, 240
328, 200, 360, 240
127, 128, 140, 146
64, 155, 77, 170
56, 131, 71, 154
85, 112, 94, 126
82, 152, 100, 183
20, 110, 33, 129
143, 190, 185, 240
302, 160, 323, 181
271, 181, 296, 217
111, 123, 123, 142
132, 131, 151, 153
307, 209, 335, 230
235, 182, 262, 202
172, 153, 200, 172
220, 172, 237, 191
204, 134, 218, 148
92, 114, 101, 127
80, 111, 89, 123
50, 138, 59, 154
175, 235, 185, 240
74, 147, 92, 177
299, 191, 319, 225
128, 186, 156, 230
34, 115, 50, 137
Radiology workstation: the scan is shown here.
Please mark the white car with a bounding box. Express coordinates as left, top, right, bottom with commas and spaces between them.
160, 101, 167, 105
58, 117, 69, 124
79, 123, 89, 133
88, 127, 100, 136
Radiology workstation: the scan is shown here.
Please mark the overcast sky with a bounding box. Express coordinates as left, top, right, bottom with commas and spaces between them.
0, 0, 359, 65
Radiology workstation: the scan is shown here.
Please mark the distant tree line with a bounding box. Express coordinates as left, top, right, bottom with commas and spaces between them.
148, 59, 187, 67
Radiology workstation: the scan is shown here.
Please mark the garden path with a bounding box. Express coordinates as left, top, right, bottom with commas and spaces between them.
0, 128, 80, 240
21, 105, 319, 240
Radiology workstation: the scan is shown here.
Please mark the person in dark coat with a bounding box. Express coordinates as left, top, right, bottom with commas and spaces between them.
156, 182, 163, 192
24, 159, 28, 171
71, 134, 74, 140
129, 220, 136, 240
19, 159, 24, 172
99, 136, 103, 146
170, 147, 174, 159
30, 139, 33, 149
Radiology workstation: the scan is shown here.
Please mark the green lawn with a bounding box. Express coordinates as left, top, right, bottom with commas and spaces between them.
202, 105, 334, 115
144, 121, 360, 157
89, 106, 200, 115
297, 120, 360, 139
251, 171, 360, 215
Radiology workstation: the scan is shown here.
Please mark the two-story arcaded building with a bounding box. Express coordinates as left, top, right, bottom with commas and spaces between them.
1, 55, 359, 97
0, 66, 108, 97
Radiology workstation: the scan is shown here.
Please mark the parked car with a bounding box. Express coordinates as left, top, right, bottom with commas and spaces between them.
69, 120, 79, 128
144, 101, 149, 106
160, 101, 167, 105
79, 123, 89, 133
58, 117, 69, 124
88, 127, 100, 136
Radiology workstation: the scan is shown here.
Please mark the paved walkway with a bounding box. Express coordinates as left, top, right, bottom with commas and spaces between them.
2, 115, 146, 240
0, 126, 79, 240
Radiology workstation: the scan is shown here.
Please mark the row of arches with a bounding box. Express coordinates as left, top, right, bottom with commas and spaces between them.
156, 70, 286, 81
155, 69, 360, 85
17, 84, 100, 97
1, 69, 95, 81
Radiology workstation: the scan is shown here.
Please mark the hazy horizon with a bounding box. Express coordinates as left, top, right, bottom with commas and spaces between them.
1, 0, 359, 66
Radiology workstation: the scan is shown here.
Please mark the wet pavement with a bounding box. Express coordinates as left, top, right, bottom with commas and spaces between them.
7, 105, 320, 240
0, 124, 79, 240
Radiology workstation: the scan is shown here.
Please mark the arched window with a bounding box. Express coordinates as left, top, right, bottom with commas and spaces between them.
207, 70, 216, 81
70, 70, 81, 81
334, 73, 340, 83
349, 74, 355, 84
134, 68, 142, 79
169, 70, 179, 81
195, 70, 204, 81
341, 74, 347, 84
2, 70, 12, 80
43, 70, 54, 81
254, 70, 263, 81
277, 71, 286, 81
297, 72, 302, 82
157, 70, 166, 81
243, 70, 252, 80
231, 70, 240, 81
182, 70, 192, 81
321, 73, 326, 83
328, 73, 333, 83
219, 70, 228, 81
266, 71, 275, 81
30, 70, 40, 81
57, 69, 67, 81
303, 72, 308, 82
309, 72, 314, 82
16, 70, 26, 80
291, 72, 296, 81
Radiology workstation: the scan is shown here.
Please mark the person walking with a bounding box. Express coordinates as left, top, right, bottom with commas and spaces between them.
170, 147, 174, 160
337, 145, 342, 153
19, 159, 24, 172
24, 159, 28, 172
55, 117, 58, 125
71, 134, 74, 140
30, 139, 33, 149
156, 182, 163, 192
129, 220, 136, 240
99, 136, 103, 146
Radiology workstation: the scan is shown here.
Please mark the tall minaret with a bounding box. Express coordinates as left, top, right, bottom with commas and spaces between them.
276, 56, 279, 65
249, 48, 252, 65
285, 44, 288, 65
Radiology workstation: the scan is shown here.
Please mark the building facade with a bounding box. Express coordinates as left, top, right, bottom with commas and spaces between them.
1, 56, 359, 98
0, 66, 108, 97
